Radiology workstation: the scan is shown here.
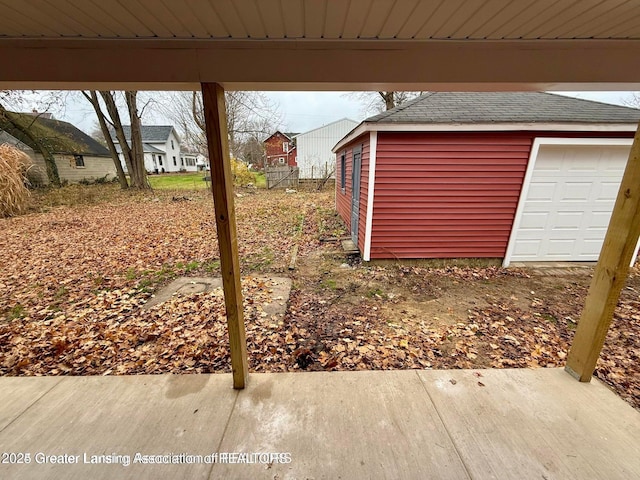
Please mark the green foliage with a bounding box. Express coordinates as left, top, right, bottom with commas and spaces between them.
254, 172, 266, 188
231, 158, 255, 186
78, 174, 113, 186
321, 279, 337, 290
8, 304, 26, 320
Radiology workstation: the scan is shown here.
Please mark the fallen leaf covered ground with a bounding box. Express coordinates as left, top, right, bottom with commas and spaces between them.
0, 183, 638, 411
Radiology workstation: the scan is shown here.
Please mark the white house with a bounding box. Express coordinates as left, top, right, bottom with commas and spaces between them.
294, 118, 358, 179
180, 151, 207, 172
1, 113, 115, 185
113, 125, 182, 174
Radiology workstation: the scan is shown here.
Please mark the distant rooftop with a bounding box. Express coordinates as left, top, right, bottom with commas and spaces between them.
115, 125, 177, 143
0, 112, 110, 156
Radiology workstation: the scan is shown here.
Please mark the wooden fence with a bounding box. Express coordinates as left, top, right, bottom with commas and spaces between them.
265, 166, 299, 189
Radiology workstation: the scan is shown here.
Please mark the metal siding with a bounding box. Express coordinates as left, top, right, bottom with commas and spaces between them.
371, 132, 531, 259
296, 119, 358, 179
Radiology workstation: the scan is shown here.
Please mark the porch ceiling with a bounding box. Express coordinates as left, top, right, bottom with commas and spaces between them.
2, 0, 640, 41
1, 1, 640, 90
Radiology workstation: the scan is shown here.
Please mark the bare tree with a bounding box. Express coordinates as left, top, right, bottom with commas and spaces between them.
345, 91, 424, 115
239, 133, 266, 168
81, 91, 149, 190
89, 120, 107, 145
81, 91, 128, 189
159, 91, 283, 161
623, 92, 640, 109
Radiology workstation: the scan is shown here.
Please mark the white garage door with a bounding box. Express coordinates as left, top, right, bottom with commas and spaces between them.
509, 142, 631, 262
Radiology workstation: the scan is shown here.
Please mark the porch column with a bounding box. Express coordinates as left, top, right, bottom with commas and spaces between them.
565, 123, 640, 382
201, 82, 248, 389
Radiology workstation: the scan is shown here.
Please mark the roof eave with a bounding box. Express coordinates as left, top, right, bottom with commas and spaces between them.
332, 122, 639, 152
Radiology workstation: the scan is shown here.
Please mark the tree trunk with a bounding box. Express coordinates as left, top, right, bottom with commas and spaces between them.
99, 91, 134, 175
125, 91, 149, 189
82, 91, 128, 189
379, 91, 396, 110
0, 102, 61, 187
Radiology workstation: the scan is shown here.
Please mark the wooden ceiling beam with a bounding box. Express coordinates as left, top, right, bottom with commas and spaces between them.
0, 39, 639, 90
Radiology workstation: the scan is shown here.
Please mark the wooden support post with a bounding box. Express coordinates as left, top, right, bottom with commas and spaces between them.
201, 83, 248, 389
566, 124, 640, 382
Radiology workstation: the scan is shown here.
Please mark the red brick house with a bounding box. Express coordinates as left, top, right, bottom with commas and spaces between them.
263, 131, 297, 168
334, 92, 640, 265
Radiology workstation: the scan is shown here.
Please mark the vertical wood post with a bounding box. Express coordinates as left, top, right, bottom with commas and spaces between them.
565, 124, 640, 382
201, 83, 248, 389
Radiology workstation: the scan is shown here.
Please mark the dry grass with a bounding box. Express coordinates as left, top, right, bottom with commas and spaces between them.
0, 144, 32, 217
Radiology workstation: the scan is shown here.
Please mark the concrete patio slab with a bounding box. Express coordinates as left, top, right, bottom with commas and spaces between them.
144, 276, 291, 317
216, 370, 468, 479
0, 374, 237, 480
0, 369, 639, 479
418, 368, 640, 479
0, 377, 62, 431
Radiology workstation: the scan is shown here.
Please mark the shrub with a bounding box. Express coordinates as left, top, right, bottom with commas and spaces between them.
231, 158, 255, 186
0, 144, 32, 217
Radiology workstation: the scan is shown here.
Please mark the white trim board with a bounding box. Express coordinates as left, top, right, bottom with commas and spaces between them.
363, 131, 378, 261
502, 137, 639, 267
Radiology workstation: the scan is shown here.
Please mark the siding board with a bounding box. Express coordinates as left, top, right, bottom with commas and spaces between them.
370, 132, 531, 259
335, 133, 370, 254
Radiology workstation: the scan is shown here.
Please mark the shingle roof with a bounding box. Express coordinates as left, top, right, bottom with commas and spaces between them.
115, 142, 165, 154
0, 112, 110, 156
118, 125, 175, 143
365, 92, 640, 124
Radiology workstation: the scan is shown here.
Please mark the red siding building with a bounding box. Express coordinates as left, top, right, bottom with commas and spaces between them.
263, 131, 297, 168
334, 92, 640, 265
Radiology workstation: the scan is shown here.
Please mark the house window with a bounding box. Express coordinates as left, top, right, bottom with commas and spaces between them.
278, 157, 286, 165
340, 152, 346, 192
171, 140, 175, 149
283, 142, 289, 153
173, 156, 177, 166
159, 156, 163, 166
181, 157, 184, 166
74, 154, 85, 167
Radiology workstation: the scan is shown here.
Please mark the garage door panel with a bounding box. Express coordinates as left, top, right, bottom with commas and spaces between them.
526, 182, 556, 201
553, 211, 583, 230
513, 240, 542, 256
598, 182, 623, 200
510, 143, 631, 262
562, 182, 592, 201
546, 239, 576, 256
519, 212, 549, 230
588, 210, 615, 228
582, 239, 608, 257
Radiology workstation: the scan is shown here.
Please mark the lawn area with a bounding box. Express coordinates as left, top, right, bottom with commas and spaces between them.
147, 171, 264, 190
254, 172, 266, 188
147, 172, 210, 190
0, 183, 638, 410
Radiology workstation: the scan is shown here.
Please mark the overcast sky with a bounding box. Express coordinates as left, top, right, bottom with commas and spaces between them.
54, 90, 637, 137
